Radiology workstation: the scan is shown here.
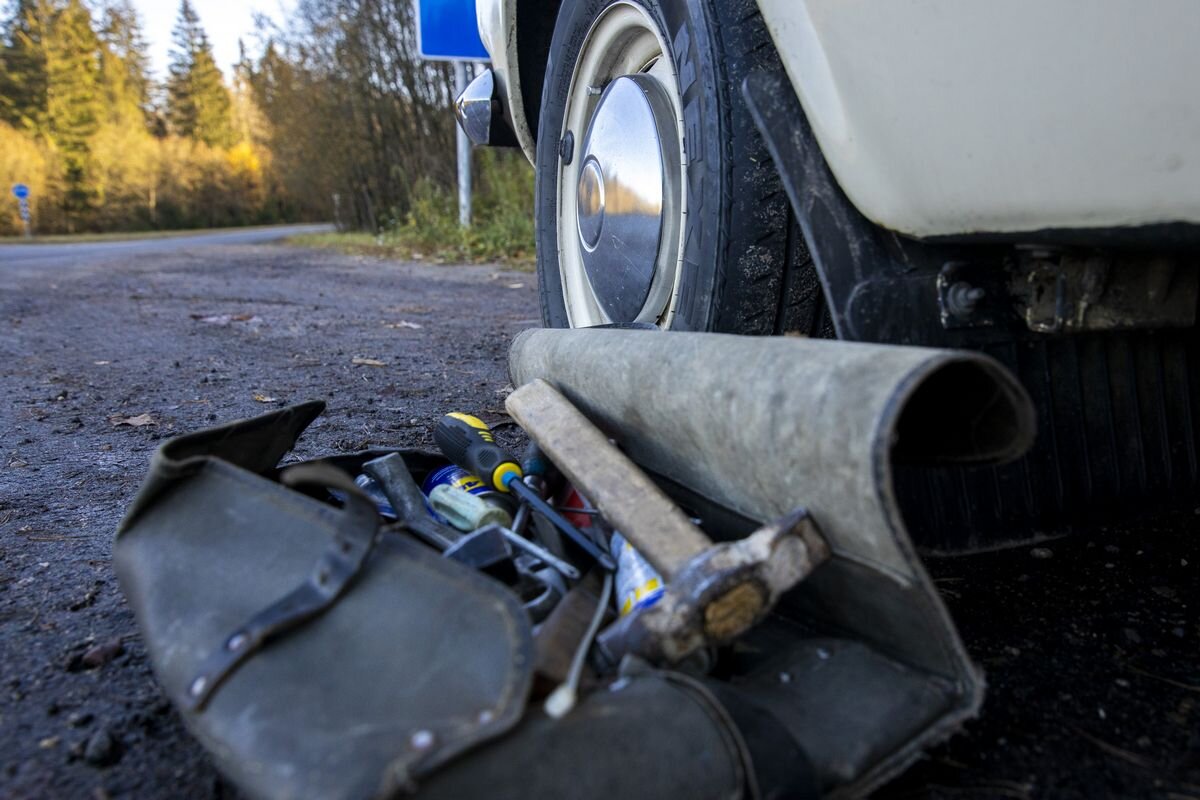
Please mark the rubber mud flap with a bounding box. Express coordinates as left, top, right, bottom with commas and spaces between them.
114, 404, 534, 800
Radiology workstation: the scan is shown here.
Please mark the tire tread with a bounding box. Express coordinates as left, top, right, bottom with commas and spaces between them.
702, 0, 827, 336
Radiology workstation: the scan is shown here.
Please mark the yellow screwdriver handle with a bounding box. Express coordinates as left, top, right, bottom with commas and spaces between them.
434, 413, 523, 492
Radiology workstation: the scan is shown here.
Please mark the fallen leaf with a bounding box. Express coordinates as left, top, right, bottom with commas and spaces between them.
352, 357, 386, 367
109, 413, 156, 428
190, 313, 260, 325
383, 320, 422, 330
253, 394, 278, 403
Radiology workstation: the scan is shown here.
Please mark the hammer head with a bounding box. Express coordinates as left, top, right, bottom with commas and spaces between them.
597, 508, 829, 667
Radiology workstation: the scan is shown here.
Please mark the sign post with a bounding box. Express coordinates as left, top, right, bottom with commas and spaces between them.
415, 0, 490, 229
453, 62, 471, 228
12, 184, 31, 239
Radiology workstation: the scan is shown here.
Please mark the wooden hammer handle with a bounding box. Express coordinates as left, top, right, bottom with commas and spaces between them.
505, 379, 711, 580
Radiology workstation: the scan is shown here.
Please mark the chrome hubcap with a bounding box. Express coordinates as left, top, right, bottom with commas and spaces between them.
574, 75, 677, 322
556, 2, 686, 328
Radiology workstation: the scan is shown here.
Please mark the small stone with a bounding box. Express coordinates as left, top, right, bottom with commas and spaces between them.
80, 638, 124, 670
84, 729, 119, 766
1030, 547, 1053, 560
68, 711, 94, 728
38, 736, 60, 749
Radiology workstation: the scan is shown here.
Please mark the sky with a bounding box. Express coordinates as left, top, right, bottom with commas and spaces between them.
130, 0, 294, 80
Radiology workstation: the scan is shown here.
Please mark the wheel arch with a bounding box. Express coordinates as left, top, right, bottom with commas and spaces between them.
514, 0, 562, 151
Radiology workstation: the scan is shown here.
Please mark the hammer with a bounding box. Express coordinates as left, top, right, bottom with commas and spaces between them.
505, 379, 830, 666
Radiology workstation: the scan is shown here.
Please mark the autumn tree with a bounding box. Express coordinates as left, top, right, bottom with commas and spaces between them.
166, 0, 233, 147
0, 0, 51, 131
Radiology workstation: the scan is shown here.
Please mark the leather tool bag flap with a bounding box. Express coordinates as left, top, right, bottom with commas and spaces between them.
114, 402, 534, 800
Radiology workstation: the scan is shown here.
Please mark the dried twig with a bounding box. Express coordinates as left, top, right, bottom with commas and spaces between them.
1070, 725, 1155, 770
1125, 663, 1200, 693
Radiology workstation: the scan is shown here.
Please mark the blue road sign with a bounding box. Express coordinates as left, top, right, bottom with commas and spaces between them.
416, 0, 489, 61
12, 183, 29, 200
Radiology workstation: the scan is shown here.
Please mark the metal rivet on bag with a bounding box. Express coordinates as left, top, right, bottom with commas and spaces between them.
410, 730, 435, 750
189, 676, 208, 697
477, 710, 494, 725
227, 633, 248, 652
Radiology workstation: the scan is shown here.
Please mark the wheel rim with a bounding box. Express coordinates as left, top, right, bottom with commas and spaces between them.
557, 2, 686, 328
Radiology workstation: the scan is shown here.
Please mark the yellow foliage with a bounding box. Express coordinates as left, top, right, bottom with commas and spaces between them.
0, 122, 48, 236
0, 123, 293, 235
226, 141, 261, 177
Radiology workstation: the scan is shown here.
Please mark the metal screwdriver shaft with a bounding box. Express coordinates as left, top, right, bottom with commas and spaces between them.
434, 412, 616, 571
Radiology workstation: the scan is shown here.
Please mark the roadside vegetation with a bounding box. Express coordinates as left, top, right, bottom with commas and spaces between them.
0, 0, 536, 260
290, 150, 535, 267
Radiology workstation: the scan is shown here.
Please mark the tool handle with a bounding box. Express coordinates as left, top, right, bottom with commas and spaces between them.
434, 413, 523, 492
361, 453, 462, 550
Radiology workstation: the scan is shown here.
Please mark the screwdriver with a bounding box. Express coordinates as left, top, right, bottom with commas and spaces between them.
434, 413, 616, 571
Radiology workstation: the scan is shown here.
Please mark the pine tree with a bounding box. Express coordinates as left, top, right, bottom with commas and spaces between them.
0, 0, 52, 131
98, 0, 152, 130
44, 0, 103, 222
166, 0, 233, 147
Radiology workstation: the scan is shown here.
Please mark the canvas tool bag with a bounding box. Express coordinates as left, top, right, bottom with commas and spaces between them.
115, 331, 1034, 799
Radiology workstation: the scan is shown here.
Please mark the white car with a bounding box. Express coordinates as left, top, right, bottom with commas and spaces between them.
457, 0, 1200, 549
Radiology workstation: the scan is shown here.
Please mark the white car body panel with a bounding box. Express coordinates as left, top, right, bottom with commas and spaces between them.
480, 0, 1200, 237
759, 0, 1200, 237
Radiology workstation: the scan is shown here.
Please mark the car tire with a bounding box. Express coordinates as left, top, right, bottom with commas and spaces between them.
535, 0, 831, 335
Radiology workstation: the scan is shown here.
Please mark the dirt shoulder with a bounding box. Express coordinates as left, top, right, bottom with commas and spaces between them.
0, 244, 537, 798
0, 242, 1194, 798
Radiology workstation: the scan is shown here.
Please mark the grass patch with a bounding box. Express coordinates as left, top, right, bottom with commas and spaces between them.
289, 150, 536, 268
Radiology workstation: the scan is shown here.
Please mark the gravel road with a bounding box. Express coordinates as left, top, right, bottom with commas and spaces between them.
0, 237, 1195, 798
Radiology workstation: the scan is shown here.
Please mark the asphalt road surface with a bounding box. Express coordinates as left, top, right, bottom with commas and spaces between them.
0, 236, 1195, 798
0, 224, 332, 271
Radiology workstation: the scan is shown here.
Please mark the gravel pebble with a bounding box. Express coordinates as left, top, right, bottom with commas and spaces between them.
84, 729, 119, 767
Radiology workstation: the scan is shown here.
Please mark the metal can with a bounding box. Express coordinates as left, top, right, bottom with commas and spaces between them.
611, 532, 665, 615
421, 464, 516, 522
354, 473, 397, 519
